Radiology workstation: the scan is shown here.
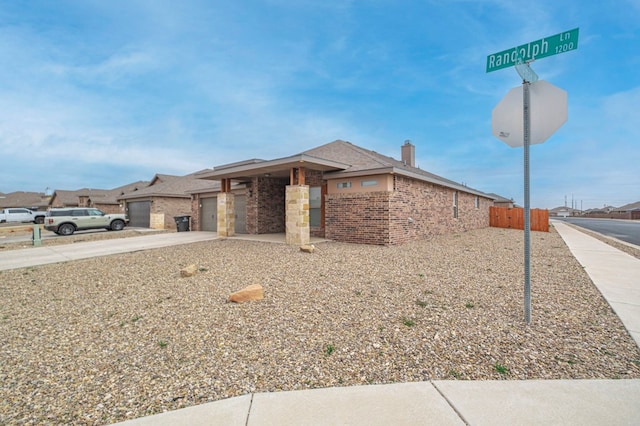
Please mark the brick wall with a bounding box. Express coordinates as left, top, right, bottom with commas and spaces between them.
151, 197, 191, 230
325, 175, 491, 245
247, 177, 287, 234
325, 191, 392, 245
93, 203, 123, 214
388, 176, 490, 244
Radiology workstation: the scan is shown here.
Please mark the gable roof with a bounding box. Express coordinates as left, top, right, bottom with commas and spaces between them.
49, 181, 151, 206
485, 193, 512, 203
118, 174, 220, 200
0, 191, 49, 209
198, 140, 490, 197
614, 201, 640, 212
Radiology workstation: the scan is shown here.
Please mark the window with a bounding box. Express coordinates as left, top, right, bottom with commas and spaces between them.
475, 196, 479, 209
337, 182, 352, 189
309, 186, 321, 227
453, 191, 458, 218
361, 179, 378, 187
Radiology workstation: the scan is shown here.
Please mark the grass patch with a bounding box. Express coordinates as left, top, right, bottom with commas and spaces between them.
402, 317, 415, 327
555, 355, 577, 365
494, 362, 509, 375
158, 340, 168, 348
415, 299, 428, 308
465, 302, 475, 308
325, 344, 335, 356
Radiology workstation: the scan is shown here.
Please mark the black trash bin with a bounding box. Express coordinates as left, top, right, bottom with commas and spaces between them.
174, 215, 191, 232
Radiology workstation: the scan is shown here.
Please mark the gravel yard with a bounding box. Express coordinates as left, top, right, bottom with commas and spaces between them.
1, 225, 639, 425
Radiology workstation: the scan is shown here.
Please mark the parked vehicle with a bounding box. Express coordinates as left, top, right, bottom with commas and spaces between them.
44, 208, 129, 236
0, 208, 45, 224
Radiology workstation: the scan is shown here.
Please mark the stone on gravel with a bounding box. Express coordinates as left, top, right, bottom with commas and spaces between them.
300, 244, 315, 253
180, 264, 198, 277
229, 284, 264, 303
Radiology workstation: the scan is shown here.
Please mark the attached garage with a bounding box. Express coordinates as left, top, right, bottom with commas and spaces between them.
127, 201, 151, 228
198, 195, 246, 233
234, 195, 246, 234
200, 197, 217, 231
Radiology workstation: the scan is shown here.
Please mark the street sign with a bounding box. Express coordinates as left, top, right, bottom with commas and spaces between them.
486, 28, 579, 73
492, 80, 567, 147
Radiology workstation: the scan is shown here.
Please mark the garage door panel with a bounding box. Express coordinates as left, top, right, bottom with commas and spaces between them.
128, 201, 151, 228
200, 197, 217, 232
235, 195, 246, 234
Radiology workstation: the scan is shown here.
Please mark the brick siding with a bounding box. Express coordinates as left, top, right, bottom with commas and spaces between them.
150, 197, 191, 230
326, 175, 491, 245
325, 191, 392, 245
190, 194, 203, 231
247, 177, 287, 234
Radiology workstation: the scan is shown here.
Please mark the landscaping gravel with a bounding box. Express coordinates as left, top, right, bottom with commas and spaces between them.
1, 226, 639, 425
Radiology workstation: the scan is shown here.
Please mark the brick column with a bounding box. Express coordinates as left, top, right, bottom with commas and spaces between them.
285, 185, 310, 245
217, 193, 235, 237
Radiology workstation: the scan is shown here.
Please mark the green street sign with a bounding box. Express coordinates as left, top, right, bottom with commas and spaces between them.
486, 28, 579, 73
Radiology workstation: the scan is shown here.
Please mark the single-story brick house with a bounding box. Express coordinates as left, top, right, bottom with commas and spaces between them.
194, 140, 495, 245
48, 181, 148, 214
118, 173, 229, 230
486, 193, 516, 208
0, 191, 50, 211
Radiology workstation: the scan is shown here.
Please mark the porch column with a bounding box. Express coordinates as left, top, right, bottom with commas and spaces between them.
285, 185, 310, 245
217, 192, 235, 237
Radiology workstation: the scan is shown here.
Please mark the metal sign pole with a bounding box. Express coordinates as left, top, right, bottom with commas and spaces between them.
489, 29, 577, 324
523, 80, 532, 324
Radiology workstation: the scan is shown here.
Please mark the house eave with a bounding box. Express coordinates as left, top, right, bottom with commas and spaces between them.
325, 167, 493, 198
198, 154, 351, 181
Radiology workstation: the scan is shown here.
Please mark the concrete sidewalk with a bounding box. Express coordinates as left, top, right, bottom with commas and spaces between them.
0, 231, 219, 271
553, 220, 640, 347
112, 379, 640, 426
2, 225, 639, 424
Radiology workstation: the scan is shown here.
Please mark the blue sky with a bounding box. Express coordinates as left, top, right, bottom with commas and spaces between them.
1, 0, 638, 210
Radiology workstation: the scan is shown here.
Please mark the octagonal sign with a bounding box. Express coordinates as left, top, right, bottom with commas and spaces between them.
492, 80, 567, 147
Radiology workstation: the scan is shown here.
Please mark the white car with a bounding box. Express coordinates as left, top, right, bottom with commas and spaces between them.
44, 208, 129, 236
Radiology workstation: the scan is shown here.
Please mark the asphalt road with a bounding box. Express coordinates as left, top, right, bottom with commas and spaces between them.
556, 217, 640, 246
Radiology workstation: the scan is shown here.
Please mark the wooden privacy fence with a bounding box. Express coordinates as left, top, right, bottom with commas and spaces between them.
490, 206, 549, 232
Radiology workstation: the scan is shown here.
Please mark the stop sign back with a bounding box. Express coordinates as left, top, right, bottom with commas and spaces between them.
492, 80, 567, 147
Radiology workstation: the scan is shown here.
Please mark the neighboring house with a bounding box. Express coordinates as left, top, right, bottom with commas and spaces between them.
549, 206, 579, 217
485, 193, 516, 208
0, 191, 50, 211
48, 182, 149, 214
194, 140, 494, 245
118, 173, 224, 230
613, 201, 640, 220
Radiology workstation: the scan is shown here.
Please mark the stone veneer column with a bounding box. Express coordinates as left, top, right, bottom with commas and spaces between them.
285, 185, 310, 245
217, 193, 235, 237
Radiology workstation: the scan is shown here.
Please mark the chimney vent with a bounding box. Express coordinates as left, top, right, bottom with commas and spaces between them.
401, 140, 415, 167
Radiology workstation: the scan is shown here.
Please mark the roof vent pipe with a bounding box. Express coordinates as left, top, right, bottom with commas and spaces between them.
401, 140, 415, 167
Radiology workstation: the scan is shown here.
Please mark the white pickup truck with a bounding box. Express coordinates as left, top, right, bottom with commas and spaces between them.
0, 208, 46, 224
